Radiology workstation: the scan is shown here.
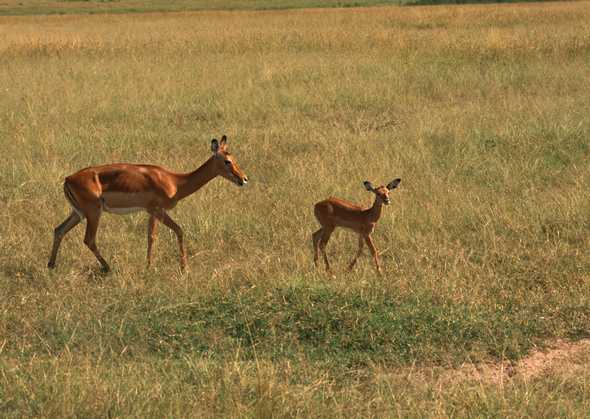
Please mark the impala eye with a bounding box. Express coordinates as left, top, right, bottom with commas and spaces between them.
225, 160, 231, 165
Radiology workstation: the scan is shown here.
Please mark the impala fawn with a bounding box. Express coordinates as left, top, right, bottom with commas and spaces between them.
312, 178, 401, 274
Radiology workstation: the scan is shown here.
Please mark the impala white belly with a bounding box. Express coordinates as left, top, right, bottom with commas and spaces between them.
100, 191, 150, 215
102, 205, 145, 215
334, 217, 364, 231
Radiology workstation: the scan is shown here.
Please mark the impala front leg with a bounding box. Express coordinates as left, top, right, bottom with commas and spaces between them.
150, 209, 187, 271
146, 214, 159, 268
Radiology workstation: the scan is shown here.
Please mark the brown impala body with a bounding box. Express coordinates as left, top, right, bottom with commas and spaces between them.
312, 178, 401, 274
48, 135, 248, 272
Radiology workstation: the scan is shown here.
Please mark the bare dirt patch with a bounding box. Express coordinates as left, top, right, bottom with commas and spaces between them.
440, 339, 590, 385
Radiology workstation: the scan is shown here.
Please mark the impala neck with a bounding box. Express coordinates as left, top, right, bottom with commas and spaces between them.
367, 197, 385, 222
175, 157, 219, 201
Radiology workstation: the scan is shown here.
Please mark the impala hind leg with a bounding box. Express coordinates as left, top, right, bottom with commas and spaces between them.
48, 211, 82, 269
347, 234, 365, 272
146, 214, 158, 268
83, 210, 110, 273
312, 228, 323, 268
319, 226, 335, 272
150, 209, 187, 270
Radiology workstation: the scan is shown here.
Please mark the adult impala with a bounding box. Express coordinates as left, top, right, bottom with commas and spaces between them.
312, 178, 401, 274
48, 135, 248, 272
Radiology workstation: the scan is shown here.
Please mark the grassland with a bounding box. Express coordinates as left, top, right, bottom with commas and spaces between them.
0, 0, 398, 16
1, 1, 590, 416
0, 0, 564, 16
0, 0, 556, 16
0, 0, 462, 18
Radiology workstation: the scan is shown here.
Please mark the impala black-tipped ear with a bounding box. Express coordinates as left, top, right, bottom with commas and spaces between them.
211, 138, 219, 153
363, 181, 375, 192
220, 135, 227, 146
387, 178, 401, 190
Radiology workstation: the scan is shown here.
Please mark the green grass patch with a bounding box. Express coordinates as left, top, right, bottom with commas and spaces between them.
7, 281, 588, 369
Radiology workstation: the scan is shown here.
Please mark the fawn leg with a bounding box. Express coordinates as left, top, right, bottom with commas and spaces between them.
347, 234, 365, 272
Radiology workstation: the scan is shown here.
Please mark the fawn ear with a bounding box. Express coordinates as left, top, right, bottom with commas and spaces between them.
387, 178, 401, 190
211, 138, 220, 153
219, 135, 228, 149
363, 181, 375, 192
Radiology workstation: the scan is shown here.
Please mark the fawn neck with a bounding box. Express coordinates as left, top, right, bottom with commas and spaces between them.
366, 196, 385, 223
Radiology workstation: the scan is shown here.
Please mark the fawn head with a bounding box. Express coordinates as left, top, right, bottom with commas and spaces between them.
211, 135, 249, 187
363, 178, 401, 205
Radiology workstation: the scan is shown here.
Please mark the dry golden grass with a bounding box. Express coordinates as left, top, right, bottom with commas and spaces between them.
0, 0, 397, 16
1, 2, 589, 416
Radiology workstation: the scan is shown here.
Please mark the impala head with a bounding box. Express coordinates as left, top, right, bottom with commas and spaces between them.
363, 178, 401, 205
211, 135, 248, 187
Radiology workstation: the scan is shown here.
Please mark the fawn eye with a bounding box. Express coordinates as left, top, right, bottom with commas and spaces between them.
225, 160, 231, 165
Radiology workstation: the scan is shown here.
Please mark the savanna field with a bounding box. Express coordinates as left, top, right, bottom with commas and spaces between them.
1, 1, 590, 416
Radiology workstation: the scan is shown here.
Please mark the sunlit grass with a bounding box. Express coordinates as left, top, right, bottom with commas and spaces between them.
1, 1, 589, 416
0, 0, 524, 16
